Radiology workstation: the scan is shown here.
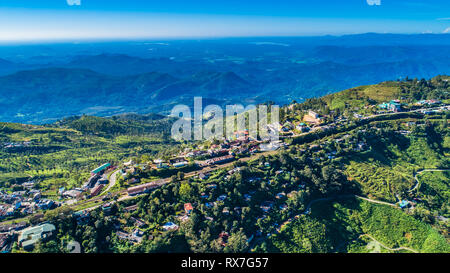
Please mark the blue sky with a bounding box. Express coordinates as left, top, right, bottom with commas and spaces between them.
0, 0, 449, 42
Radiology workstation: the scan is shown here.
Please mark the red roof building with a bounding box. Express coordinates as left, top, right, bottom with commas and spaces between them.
127, 181, 161, 196
90, 184, 104, 197
184, 203, 193, 214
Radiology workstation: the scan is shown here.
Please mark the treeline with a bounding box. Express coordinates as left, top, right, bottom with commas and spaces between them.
54, 114, 175, 138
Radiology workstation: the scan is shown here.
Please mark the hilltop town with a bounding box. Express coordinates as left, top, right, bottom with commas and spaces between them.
0, 77, 449, 253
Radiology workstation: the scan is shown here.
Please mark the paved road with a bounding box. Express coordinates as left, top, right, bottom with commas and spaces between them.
105, 169, 121, 193
361, 105, 448, 120
285, 104, 448, 139
2, 105, 448, 225
60, 104, 450, 213
410, 169, 450, 193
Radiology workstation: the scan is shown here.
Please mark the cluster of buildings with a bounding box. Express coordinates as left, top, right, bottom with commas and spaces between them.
334, 134, 368, 151
0, 163, 114, 225
378, 100, 402, 113
162, 203, 195, 232
77, 163, 113, 198
0, 232, 13, 253
295, 122, 311, 133
415, 99, 441, 106
259, 140, 286, 152
17, 223, 56, 250
112, 207, 149, 244
268, 110, 318, 136
144, 134, 263, 170
183, 133, 287, 167
153, 194, 257, 247
0, 186, 57, 220
303, 110, 323, 124
378, 98, 444, 114
149, 158, 188, 170
74, 205, 145, 245
116, 229, 145, 244
128, 157, 190, 171
2, 141, 32, 149
162, 222, 179, 231
185, 136, 258, 159
0, 222, 28, 233
118, 126, 291, 181
0, 221, 56, 252
194, 170, 302, 240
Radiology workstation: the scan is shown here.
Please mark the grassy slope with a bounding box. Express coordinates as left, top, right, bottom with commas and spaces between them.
269, 198, 449, 253
321, 75, 450, 111
323, 82, 401, 110
344, 121, 447, 202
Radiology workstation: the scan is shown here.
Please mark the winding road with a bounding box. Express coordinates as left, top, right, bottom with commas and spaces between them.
104, 169, 121, 193
410, 169, 450, 193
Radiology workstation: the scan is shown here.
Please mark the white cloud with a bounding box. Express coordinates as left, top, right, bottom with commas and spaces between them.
437, 18, 450, 21
444, 27, 450, 33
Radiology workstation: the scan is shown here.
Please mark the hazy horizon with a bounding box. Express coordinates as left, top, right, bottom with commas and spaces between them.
1, 0, 449, 43
0, 32, 450, 46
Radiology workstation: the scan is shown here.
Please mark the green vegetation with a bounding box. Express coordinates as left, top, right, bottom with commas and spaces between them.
2, 76, 449, 253
267, 198, 449, 253
266, 217, 332, 253
344, 120, 448, 202
418, 171, 450, 213
322, 76, 450, 111
0, 114, 178, 193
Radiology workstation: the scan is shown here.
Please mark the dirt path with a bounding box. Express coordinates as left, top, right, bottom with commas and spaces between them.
355, 195, 397, 207
359, 234, 418, 253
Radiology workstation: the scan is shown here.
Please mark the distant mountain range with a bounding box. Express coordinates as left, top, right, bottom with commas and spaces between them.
0, 67, 256, 123
1, 34, 450, 123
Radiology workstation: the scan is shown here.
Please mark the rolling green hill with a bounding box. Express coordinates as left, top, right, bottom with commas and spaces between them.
321, 75, 450, 111
0, 115, 178, 192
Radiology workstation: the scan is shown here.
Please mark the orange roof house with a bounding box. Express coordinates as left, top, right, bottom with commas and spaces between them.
184, 203, 193, 214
